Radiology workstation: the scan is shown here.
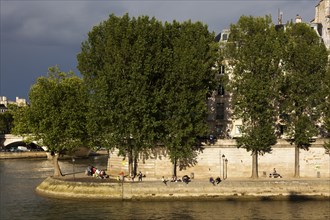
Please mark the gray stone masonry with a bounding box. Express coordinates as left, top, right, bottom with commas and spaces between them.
36, 172, 330, 201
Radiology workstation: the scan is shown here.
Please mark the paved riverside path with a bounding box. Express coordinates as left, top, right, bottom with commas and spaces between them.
36, 172, 330, 201
59, 171, 329, 185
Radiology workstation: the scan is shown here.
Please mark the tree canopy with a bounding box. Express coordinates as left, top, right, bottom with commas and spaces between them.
225, 16, 329, 178
78, 14, 167, 175
161, 20, 217, 174
279, 22, 328, 177
77, 14, 217, 175
225, 15, 279, 178
323, 67, 330, 154
12, 66, 88, 176
0, 105, 15, 134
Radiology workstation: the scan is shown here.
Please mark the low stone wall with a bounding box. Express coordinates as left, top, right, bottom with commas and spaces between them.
108, 138, 330, 179
0, 151, 47, 159
36, 177, 330, 201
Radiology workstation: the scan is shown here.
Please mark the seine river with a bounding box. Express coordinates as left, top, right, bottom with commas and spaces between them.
0, 156, 329, 220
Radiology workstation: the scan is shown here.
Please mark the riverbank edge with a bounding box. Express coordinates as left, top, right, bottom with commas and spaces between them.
0, 150, 108, 159
0, 151, 47, 159
35, 177, 330, 201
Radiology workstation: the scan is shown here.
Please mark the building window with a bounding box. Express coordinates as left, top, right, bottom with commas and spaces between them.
235, 125, 242, 135
222, 34, 228, 41
217, 85, 225, 96
219, 65, 225, 74
216, 102, 225, 120
280, 125, 287, 135
216, 125, 223, 136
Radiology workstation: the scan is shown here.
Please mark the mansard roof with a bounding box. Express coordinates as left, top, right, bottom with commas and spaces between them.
214, 32, 221, 42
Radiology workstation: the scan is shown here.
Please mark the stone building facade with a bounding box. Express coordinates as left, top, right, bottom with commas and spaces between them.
312, 0, 330, 49
0, 96, 27, 112
208, 3, 330, 140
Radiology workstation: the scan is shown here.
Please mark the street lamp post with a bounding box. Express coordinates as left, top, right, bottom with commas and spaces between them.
219, 150, 221, 178
225, 158, 228, 179
222, 154, 225, 180
72, 157, 75, 180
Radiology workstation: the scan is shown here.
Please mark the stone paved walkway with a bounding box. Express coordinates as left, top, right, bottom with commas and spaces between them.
57, 171, 330, 187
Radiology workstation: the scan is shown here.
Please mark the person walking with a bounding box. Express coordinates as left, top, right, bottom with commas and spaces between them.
138, 171, 143, 181
162, 176, 168, 185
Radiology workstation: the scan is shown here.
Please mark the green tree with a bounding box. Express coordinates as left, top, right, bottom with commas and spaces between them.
10, 104, 32, 136
225, 15, 280, 178
323, 66, 330, 154
78, 14, 166, 176
280, 22, 328, 177
0, 106, 14, 134
77, 14, 217, 177
12, 66, 89, 176
162, 20, 217, 176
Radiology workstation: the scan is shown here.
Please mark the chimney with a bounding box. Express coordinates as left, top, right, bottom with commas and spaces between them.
295, 14, 302, 23
278, 9, 283, 25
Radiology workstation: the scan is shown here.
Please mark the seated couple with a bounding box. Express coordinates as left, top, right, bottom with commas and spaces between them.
269, 168, 282, 178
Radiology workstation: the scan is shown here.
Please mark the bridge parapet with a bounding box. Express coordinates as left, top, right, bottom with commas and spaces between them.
0, 134, 25, 147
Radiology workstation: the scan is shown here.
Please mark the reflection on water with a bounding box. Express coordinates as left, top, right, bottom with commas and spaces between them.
1, 157, 329, 220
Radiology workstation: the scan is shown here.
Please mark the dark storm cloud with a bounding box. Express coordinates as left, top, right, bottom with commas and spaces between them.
1, 1, 125, 46
0, 0, 318, 101
1, 1, 127, 100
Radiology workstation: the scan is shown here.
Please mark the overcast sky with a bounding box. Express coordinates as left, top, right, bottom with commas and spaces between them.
0, 0, 318, 101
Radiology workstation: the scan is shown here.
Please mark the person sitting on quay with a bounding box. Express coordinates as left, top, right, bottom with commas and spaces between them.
93, 168, 109, 179
85, 165, 94, 176
99, 169, 109, 179
93, 168, 100, 178
209, 177, 215, 186
130, 173, 135, 182
215, 176, 222, 184
182, 175, 191, 184
162, 176, 168, 185
269, 168, 282, 178
92, 166, 97, 175
171, 175, 177, 182
118, 171, 126, 182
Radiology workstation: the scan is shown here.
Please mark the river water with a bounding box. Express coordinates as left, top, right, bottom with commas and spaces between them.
0, 156, 329, 220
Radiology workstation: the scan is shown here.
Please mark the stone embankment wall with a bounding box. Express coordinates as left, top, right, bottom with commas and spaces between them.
36, 177, 330, 201
108, 139, 330, 179
0, 151, 46, 159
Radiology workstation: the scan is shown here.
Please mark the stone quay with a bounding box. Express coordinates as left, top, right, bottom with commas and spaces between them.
36, 173, 330, 201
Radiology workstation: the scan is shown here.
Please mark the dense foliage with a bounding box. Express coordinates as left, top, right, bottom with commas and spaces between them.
12, 66, 89, 176
78, 15, 165, 175
279, 22, 328, 176
161, 20, 217, 174
9, 13, 328, 179
225, 16, 280, 178
0, 105, 14, 134
225, 16, 329, 178
323, 67, 330, 154
77, 14, 217, 175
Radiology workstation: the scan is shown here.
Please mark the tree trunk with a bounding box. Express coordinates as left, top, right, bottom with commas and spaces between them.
172, 159, 177, 177
128, 148, 133, 177
133, 156, 137, 176
294, 145, 300, 178
53, 153, 63, 177
251, 151, 258, 179
107, 151, 110, 173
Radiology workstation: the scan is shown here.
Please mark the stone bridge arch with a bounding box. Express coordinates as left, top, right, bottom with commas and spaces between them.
0, 134, 24, 146
0, 134, 44, 151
